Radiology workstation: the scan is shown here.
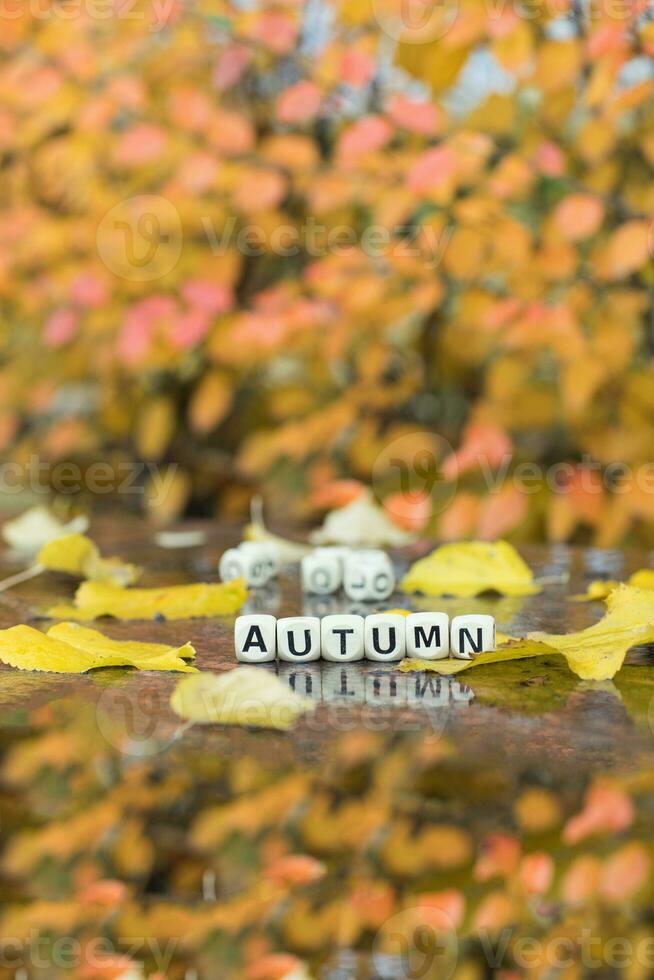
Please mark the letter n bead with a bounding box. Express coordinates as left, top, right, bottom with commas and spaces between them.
277, 616, 321, 663
364, 613, 406, 662
321, 614, 365, 662
235, 614, 277, 663
451, 614, 496, 660
406, 612, 450, 659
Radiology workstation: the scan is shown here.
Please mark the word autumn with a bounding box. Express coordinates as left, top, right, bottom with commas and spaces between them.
235, 612, 496, 664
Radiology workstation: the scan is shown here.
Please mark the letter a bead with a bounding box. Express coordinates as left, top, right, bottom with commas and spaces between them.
277, 616, 321, 663
235, 615, 277, 663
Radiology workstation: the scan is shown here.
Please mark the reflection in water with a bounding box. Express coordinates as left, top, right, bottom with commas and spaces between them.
242, 584, 282, 615
276, 662, 473, 707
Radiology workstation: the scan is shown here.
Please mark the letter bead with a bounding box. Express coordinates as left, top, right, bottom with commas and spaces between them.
219, 546, 270, 587
277, 616, 321, 663
343, 554, 395, 602
301, 550, 342, 595
406, 612, 450, 660
321, 614, 365, 662
239, 541, 278, 579
234, 614, 277, 663
364, 613, 406, 662
451, 614, 495, 660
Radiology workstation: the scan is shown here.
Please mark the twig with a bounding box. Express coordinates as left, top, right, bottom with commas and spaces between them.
0, 563, 44, 593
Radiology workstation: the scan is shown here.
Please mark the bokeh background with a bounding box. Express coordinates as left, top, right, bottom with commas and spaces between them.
2, 0, 654, 543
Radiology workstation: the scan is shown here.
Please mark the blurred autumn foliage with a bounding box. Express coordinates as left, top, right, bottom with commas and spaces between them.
1, 689, 654, 978
2, 0, 654, 542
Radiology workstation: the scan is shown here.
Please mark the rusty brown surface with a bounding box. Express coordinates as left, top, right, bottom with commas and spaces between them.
0, 516, 652, 781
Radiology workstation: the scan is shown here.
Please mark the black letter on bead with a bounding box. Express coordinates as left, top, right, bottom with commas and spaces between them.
288, 629, 312, 657
332, 628, 354, 657
460, 627, 483, 655
413, 625, 441, 650
243, 625, 266, 653
372, 626, 397, 655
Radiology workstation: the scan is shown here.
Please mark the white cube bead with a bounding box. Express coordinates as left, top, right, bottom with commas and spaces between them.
301, 551, 342, 595
234, 614, 277, 663
239, 541, 278, 579
406, 612, 450, 660
321, 614, 365, 662
450, 614, 495, 660
364, 613, 406, 662
343, 555, 395, 602
277, 616, 321, 663
219, 547, 270, 587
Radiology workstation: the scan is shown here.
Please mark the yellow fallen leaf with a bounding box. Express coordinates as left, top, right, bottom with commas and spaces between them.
37, 533, 141, 586
529, 584, 654, 681
400, 637, 553, 675
571, 569, 654, 602
47, 578, 247, 621
400, 540, 540, 597
570, 579, 619, 602
48, 622, 196, 670
402, 587, 654, 681
0, 623, 197, 673
630, 569, 654, 589
170, 667, 315, 730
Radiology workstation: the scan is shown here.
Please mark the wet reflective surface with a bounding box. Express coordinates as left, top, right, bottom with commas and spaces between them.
1, 521, 652, 775
1, 520, 653, 979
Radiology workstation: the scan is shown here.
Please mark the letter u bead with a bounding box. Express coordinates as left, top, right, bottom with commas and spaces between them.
277, 616, 321, 663
364, 613, 406, 662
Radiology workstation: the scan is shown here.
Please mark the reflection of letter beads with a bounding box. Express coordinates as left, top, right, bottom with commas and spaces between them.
235, 612, 495, 662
